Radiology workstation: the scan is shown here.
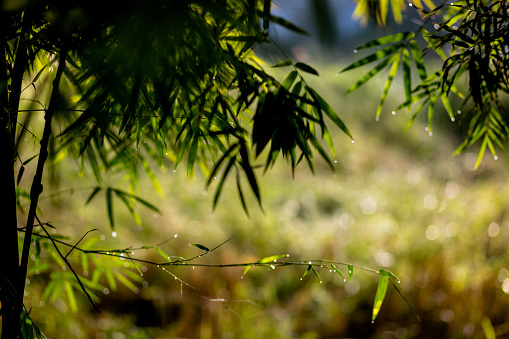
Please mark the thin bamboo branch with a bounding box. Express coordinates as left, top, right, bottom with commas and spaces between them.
18, 48, 68, 308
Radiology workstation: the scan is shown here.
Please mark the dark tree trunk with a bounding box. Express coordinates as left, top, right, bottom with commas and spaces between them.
0, 10, 21, 339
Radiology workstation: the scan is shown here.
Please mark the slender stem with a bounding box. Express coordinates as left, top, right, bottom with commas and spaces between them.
18, 48, 68, 306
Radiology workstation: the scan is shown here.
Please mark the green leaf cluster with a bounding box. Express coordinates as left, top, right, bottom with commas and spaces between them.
342, 0, 509, 167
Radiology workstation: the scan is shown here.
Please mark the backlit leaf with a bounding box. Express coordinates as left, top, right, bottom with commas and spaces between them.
258, 254, 288, 263
341, 43, 406, 73
348, 264, 354, 281
372, 275, 389, 322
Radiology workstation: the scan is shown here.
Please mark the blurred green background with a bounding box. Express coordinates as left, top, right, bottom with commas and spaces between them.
21, 62, 509, 338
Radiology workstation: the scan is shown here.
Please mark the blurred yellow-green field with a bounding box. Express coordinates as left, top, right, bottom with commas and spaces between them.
21, 63, 509, 338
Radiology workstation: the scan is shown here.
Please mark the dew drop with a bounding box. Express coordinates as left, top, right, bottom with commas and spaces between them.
287, 255, 289, 257
353, 50, 358, 53
174, 234, 178, 238
451, 118, 455, 122
320, 281, 323, 284
376, 117, 380, 121
335, 73, 339, 76
344, 279, 346, 282
112, 231, 117, 237
494, 156, 498, 160
392, 111, 396, 115
372, 320, 375, 324
429, 132, 433, 136
351, 140, 355, 144
300, 278, 303, 280
398, 280, 401, 283
457, 110, 461, 114
173, 169, 176, 173
434, 24, 440, 29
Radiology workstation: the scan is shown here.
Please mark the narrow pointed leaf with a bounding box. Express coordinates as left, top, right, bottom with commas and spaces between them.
345, 55, 398, 94
379, 269, 399, 280
306, 86, 353, 139
402, 49, 412, 105
295, 62, 319, 76
106, 188, 114, 229
341, 43, 406, 73
272, 60, 293, 68
356, 32, 413, 50
282, 70, 298, 90
372, 275, 389, 321
187, 133, 200, 177
243, 265, 254, 276
301, 265, 312, 279
409, 41, 427, 80
258, 254, 288, 263
311, 265, 322, 282
376, 56, 401, 119
64, 280, 78, 313
85, 187, 102, 205
348, 264, 354, 281
331, 264, 346, 281
190, 243, 211, 253
153, 245, 171, 261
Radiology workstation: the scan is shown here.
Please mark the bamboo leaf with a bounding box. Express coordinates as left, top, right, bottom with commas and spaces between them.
376, 56, 401, 119
272, 60, 293, 68
341, 43, 406, 72
104, 267, 117, 291
331, 264, 346, 281
301, 265, 312, 279
345, 55, 398, 94
239, 142, 261, 205
189, 243, 211, 253
85, 187, 102, 205
115, 272, 137, 291
356, 32, 413, 50
402, 49, 412, 105
139, 156, 164, 197
213, 155, 236, 208
311, 265, 322, 282
267, 14, 308, 35
153, 245, 171, 261
306, 86, 353, 139
379, 269, 399, 280
409, 41, 427, 80
257, 254, 288, 263
475, 136, 488, 169
243, 265, 254, 276
64, 280, 78, 313
282, 70, 298, 90
295, 62, 319, 76
106, 188, 114, 230
441, 93, 454, 120
187, 133, 200, 177
372, 275, 389, 322
348, 265, 354, 281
